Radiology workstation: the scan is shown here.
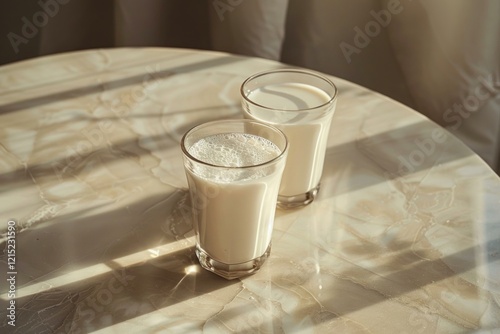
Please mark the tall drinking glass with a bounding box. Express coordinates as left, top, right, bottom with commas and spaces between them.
241, 69, 338, 209
181, 119, 288, 279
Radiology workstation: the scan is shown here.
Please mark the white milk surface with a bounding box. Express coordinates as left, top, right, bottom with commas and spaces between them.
186, 133, 284, 264
246, 83, 334, 196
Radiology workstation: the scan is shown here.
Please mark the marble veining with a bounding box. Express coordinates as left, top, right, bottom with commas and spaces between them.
0, 48, 499, 333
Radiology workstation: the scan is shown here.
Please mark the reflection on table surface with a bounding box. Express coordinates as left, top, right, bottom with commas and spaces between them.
0, 48, 499, 333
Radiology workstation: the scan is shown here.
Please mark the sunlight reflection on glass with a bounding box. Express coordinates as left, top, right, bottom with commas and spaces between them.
184, 264, 199, 275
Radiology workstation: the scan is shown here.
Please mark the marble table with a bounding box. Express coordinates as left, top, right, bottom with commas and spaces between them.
0, 48, 499, 333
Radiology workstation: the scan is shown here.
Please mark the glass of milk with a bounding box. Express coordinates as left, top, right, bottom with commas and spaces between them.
241, 69, 338, 208
181, 119, 288, 279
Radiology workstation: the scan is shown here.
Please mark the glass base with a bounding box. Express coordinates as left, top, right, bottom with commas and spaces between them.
195, 243, 271, 280
277, 183, 320, 209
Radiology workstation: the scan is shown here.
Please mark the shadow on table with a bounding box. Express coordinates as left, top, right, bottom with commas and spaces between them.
319, 117, 483, 198
169, 239, 500, 333
5, 244, 241, 333
303, 237, 500, 329
0, 188, 242, 333
0, 103, 239, 197
0, 117, 479, 199
0, 54, 248, 115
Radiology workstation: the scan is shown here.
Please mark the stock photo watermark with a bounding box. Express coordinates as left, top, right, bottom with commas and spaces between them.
212, 0, 244, 21
162, 180, 223, 238
5, 220, 17, 327
340, 0, 412, 64
403, 282, 460, 333
7, 0, 71, 54
442, 73, 500, 130
56, 269, 135, 334
77, 270, 135, 321
397, 72, 500, 175
222, 256, 319, 332
397, 128, 448, 175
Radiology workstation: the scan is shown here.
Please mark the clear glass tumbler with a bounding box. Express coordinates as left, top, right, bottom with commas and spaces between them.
241, 69, 338, 209
181, 119, 288, 279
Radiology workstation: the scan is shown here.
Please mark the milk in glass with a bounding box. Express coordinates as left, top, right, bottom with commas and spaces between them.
245, 82, 335, 196
185, 133, 284, 264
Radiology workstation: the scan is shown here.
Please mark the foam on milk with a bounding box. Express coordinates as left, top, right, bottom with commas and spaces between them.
188, 133, 281, 182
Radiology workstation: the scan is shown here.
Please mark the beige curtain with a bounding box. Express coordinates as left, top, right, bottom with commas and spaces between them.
1, 0, 499, 170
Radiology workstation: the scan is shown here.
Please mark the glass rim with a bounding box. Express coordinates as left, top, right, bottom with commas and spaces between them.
240, 68, 338, 112
181, 119, 288, 169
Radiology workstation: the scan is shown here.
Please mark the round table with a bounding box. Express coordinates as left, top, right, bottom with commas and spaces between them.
1, 48, 499, 333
